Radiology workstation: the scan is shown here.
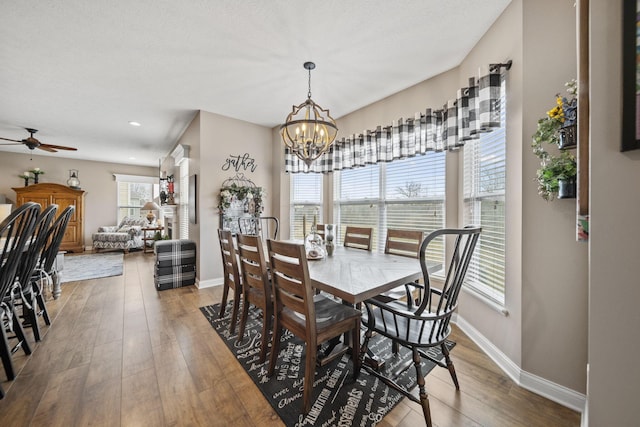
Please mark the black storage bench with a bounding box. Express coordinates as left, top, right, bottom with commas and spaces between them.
154, 239, 196, 290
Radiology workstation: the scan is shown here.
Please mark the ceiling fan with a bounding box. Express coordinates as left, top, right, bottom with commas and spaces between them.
0, 128, 77, 152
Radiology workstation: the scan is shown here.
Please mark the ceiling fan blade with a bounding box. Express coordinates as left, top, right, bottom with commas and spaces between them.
37, 145, 57, 152
40, 143, 77, 151
0, 136, 22, 142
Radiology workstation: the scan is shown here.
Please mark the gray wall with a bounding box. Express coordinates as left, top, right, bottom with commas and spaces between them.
180, 110, 274, 287
588, 0, 640, 424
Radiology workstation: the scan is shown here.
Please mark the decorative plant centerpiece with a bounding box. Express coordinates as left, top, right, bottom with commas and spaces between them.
532, 80, 578, 201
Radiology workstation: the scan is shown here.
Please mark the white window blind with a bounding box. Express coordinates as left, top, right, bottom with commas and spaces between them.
463, 74, 506, 305
333, 153, 445, 261
385, 153, 446, 262
334, 164, 380, 247
290, 173, 323, 239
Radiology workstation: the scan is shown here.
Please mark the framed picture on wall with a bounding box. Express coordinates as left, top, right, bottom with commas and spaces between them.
189, 174, 197, 224
622, 0, 640, 151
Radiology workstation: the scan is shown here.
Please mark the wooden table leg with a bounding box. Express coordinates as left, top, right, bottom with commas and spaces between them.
52, 271, 61, 299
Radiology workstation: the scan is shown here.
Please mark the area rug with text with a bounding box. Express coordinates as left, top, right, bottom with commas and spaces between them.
200, 302, 454, 427
61, 253, 124, 283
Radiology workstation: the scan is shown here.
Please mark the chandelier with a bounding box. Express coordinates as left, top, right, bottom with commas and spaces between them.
280, 61, 338, 167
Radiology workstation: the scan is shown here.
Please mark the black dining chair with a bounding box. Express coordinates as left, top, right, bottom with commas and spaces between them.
9, 204, 58, 342
29, 205, 75, 336
238, 216, 280, 240
0, 202, 40, 385
360, 226, 482, 427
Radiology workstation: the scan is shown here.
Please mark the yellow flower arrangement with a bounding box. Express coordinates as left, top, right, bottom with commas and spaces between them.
532, 79, 578, 201
547, 96, 565, 122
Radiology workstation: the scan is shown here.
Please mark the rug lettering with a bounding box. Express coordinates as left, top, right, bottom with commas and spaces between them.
200, 302, 453, 427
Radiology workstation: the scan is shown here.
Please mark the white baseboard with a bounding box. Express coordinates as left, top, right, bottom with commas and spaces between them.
454, 314, 586, 415
197, 277, 223, 289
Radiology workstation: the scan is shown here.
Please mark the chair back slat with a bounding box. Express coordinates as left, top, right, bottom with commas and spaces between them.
343, 226, 373, 251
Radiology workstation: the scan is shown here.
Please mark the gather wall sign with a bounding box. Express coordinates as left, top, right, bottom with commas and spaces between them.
222, 153, 257, 173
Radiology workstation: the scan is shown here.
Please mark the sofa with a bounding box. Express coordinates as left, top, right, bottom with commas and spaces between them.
92, 216, 149, 253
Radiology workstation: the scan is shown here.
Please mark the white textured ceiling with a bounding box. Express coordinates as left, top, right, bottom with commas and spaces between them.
0, 0, 511, 167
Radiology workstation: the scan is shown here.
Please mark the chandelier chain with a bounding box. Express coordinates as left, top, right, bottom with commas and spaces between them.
307, 67, 312, 100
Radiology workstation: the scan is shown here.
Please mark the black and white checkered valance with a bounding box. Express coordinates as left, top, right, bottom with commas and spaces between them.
285, 66, 505, 174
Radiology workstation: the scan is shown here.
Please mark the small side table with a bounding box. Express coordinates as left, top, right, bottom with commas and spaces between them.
142, 226, 163, 253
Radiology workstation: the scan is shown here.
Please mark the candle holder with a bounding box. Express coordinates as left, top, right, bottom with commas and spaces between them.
30, 168, 45, 184
18, 173, 30, 186
325, 224, 335, 256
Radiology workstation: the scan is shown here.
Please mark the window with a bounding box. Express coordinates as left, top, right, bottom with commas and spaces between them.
115, 174, 158, 223
463, 75, 506, 305
290, 173, 323, 239
333, 152, 446, 262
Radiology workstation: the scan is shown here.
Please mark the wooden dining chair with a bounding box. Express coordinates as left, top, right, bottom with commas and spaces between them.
361, 226, 482, 427
376, 228, 425, 308
266, 239, 362, 414
343, 226, 373, 251
236, 233, 272, 362
217, 229, 242, 334
0, 202, 40, 384
315, 223, 325, 240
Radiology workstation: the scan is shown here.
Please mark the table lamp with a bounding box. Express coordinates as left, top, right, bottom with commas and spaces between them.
142, 201, 160, 224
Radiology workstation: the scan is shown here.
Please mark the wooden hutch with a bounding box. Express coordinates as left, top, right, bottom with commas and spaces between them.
13, 183, 86, 252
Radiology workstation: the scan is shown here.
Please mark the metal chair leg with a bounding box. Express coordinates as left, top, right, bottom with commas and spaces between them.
441, 342, 460, 389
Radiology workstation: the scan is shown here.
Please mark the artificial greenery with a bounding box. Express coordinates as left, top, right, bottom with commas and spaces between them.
532, 79, 578, 201
29, 168, 45, 175
218, 183, 264, 214
535, 152, 577, 200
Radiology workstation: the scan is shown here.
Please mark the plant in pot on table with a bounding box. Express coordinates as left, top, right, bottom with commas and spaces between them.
532, 79, 578, 201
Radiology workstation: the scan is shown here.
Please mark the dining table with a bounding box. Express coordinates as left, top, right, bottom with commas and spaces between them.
306, 246, 440, 304
303, 245, 442, 368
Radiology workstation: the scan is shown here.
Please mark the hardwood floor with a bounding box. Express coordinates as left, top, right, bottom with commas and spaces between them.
0, 252, 581, 426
